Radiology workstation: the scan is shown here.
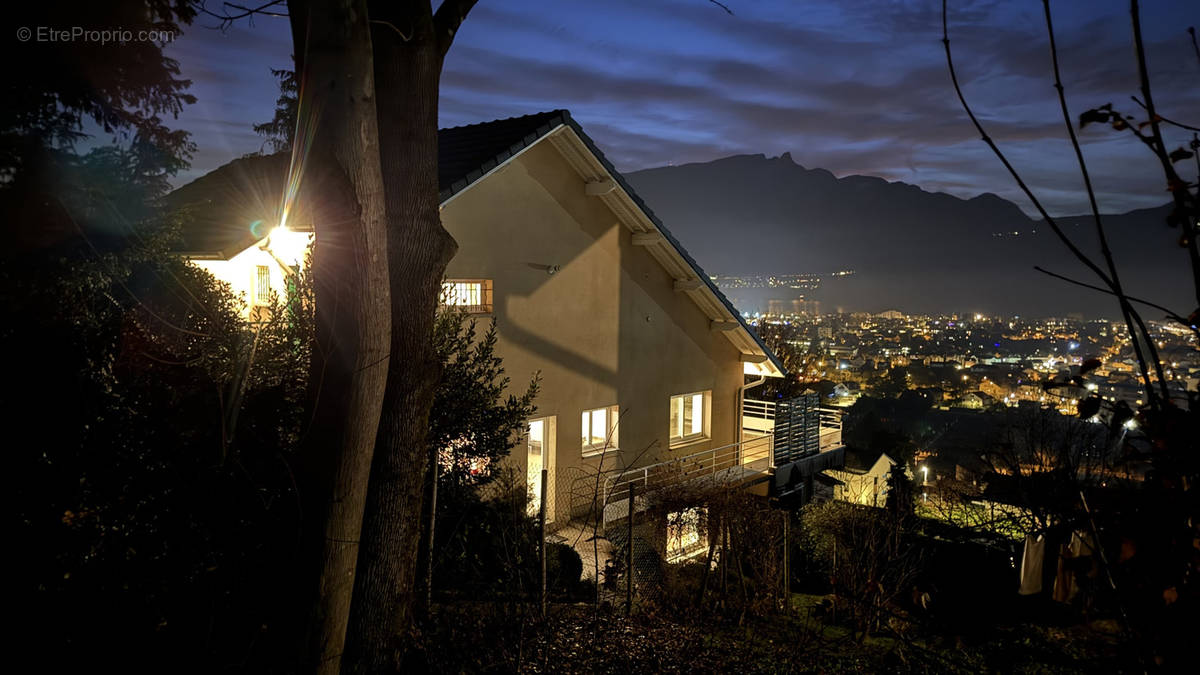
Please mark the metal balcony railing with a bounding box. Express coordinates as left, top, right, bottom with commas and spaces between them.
568, 401, 847, 526
595, 434, 774, 525
743, 398, 844, 451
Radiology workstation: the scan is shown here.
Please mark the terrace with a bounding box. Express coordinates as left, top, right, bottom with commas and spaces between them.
582, 395, 846, 528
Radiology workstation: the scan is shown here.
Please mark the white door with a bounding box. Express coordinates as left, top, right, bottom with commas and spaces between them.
527, 417, 556, 520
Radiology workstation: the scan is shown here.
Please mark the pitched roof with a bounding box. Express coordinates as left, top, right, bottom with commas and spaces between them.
455, 110, 786, 377
167, 110, 785, 375
163, 152, 294, 257
841, 447, 893, 474
165, 112, 567, 256
438, 111, 568, 203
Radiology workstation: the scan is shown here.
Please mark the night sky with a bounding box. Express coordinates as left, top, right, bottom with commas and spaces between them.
168, 0, 1198, 216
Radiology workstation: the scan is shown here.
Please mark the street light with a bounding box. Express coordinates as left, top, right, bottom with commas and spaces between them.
921, 466, 929, 484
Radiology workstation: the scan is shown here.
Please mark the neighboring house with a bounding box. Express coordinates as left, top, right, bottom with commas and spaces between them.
826, 448, 896, 507
952, 391, 996, 410
168, 111, 799, 536
830, 382, 861, 406
166, 153, 313, 322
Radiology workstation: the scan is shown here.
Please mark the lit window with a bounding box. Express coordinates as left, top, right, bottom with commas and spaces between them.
255, 265, 271, 305
581, 405, 618, 456
666, 507, 707, 563
669, 391, 709, 446
441, 279, 493, 313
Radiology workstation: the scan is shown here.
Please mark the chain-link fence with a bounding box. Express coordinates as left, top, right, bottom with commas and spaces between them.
423, 456, 804, 625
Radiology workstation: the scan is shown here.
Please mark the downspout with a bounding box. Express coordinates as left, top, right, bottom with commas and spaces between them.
737, 373, 768, 453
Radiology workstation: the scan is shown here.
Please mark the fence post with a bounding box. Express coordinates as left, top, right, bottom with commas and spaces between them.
782, 512, 790, 614
539, 467, 548, 619
424, 445, 439, 615
626, 481, 635, 616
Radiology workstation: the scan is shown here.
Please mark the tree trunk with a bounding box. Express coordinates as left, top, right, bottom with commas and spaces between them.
287, 1, 392, 673
343, 4, 458, 672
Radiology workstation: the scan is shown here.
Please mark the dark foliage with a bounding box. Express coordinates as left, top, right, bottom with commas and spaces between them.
429, 310, 539, 494
5, 1, 197, 192
6, 174, 312, 671
252, 67, 298, 155
885, 464, 915, 516
422, 307, 545, 599
430, 471, 541, 598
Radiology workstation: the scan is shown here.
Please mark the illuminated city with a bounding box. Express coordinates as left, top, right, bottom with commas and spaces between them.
746, 308, 1194, 415
9, 0, 1197, 670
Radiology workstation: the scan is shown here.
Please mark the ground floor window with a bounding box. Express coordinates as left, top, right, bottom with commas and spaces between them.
254, 265, 271, 305
669, 391, 710, 447
666, 507, 707, 563
582, 405, 619, 457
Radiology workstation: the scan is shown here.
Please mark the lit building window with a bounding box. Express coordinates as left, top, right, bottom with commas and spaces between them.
581, 405, 618, 456
669, 391, 709, 447
441, 279, 493, 313
255, 265, 271, 305
666, 507, 707, 563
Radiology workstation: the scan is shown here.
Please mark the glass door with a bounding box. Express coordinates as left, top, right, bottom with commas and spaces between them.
526, 417, 555, 519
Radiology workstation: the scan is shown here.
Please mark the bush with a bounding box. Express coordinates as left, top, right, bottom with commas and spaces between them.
548, 541, 583, 594
8, 215, 312, 671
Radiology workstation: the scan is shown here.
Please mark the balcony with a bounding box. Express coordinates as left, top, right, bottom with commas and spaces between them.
583, 398, 846, 525
597, 434, 774, 525
743, 397, 846, 502
742, 398, 843, 452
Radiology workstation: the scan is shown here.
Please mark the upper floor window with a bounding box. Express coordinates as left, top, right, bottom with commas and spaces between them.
669, 391, 710, 447
582, 405, 619, 457
441, 279, 493, 314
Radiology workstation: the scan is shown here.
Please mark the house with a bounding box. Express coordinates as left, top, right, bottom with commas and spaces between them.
952, 391, 996, 410
168, 111, 838, 544
830, 382, 862, 406
826, 448, 897, 507
165, 152, 314, 321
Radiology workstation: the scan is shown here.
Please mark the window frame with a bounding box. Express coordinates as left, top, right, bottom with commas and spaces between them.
581, 404, 619, 457
254, 264, 272, 306
440, 279, 493, 314
669, 390, 710, 448
666, 507, 708, 563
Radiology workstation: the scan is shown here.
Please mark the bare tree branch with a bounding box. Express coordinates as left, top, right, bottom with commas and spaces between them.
225, 1, 288, 17
370, 19, 412, 42
1033, 266, 1197, 332
1131, 1, 1200, 309
1042, 0, 1166, 407
197, 0, 288, 30
941, 3, 1113, 291
942, 0, 1164, 407
708, 0, 734, 15
1129, 96, 1200, 133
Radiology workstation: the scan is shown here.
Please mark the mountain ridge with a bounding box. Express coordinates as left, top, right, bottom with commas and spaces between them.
624, 154, 1186, 318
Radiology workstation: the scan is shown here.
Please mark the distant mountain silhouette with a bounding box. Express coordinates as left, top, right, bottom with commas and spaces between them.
626, 153, 1189, 319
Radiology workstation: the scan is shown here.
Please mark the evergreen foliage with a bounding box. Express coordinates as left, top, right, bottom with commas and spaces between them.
252, 68, 298, 155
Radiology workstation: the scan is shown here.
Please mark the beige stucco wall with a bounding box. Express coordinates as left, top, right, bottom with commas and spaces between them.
830, 456, 895, 506
440, 140, 746, 524
189, 227, 311, 318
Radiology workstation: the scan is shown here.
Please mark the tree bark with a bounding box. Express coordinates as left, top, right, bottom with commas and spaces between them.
287, 1, 391, 673
343, 3, 459, 671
